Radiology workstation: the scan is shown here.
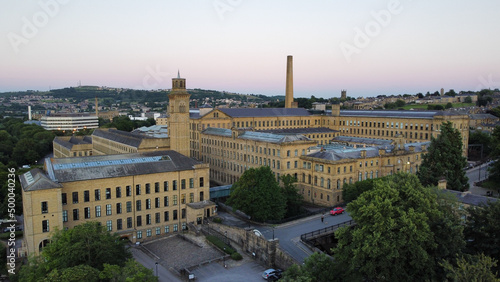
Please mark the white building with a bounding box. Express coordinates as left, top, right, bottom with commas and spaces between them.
40, 113, 98, 131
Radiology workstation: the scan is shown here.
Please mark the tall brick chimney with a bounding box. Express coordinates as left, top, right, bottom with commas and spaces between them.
285, 55, 293, 108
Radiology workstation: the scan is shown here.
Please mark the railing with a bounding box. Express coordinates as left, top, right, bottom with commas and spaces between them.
300, 220, 354, 243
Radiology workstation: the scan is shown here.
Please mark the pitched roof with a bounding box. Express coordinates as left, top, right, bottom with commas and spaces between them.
201, 127, 313, 144
45, 150, 202, 182
20, 168, 63, 192
92, 128, 154, 148
340, 110, 463, 119
257, 127, 338, 135
218, 108, 312, 118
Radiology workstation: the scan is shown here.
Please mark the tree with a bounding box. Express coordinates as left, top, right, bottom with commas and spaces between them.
227, 166, 286, 222
446, 89, 457, 97
100, 259, 158, 282
280, 174, 303, 218
282, 252, 339, 282
445, 102, 453, 109
464, 200, 500, 274
468, 131, 494, 160
41, 221, 131, 271
441, 254, 500, 282
464, 96, 473, 104
418, 121, 469, 191
342, 178, 376, 203
333, 173, 465, 281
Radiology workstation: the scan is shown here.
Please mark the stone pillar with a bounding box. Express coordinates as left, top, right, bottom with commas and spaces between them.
285, 55, 293, 108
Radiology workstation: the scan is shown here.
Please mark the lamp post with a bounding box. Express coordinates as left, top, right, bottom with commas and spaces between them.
223, 247, 226, 268
155, 262, 158, 277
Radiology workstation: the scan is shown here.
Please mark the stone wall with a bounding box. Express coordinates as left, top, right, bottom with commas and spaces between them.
208, 222, 298, 269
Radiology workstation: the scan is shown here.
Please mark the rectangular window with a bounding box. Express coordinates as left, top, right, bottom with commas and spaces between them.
147, 229, 152, 237
116, 203, 122, 214
95, 189, 100, 201
106, 220, 112, 231
73, 209, 79, 221
182, 208, 186, 219
155, 182, 160, 193
199, 177, 204, 187
41, 201, 48, 214
164, 196, 169, 207
156, 227, 161, 235
116, 187, 121, 198
165, 226, 170, 233
173, 210, 178, 220
173, 195, 178, 206
155, 197, 160, 208
189, 178, 194, 188
173, 180, 177, 190
146, 199, 151, 210
137, 215, 142, 227
136, 200, 142, 211
62, 210, 68, 222
84, 207, 90, 219
72, 192, 78, 204
137, 231, 142, 239
106, 188, 111, 199
126, 201, 132, 213
155, 212, 160, 223
84, 190, 90, 202
146, 183, 150, 194
106, 204, 112, 216
163, 181, 168, 191
42, 220, 49, 232
181, 194, 186, 204
117, 219, 122, 230
173, 224, 178, 232
146, 214, 151, 225
126, 186, 131, 197
136, 184, 141, 195
181, 179, 186, 189
95, 206, 101, 217
189, 193, 194, 203
164, 211, 169, 222
127, 217, 132, 228
62, 193, 67, 205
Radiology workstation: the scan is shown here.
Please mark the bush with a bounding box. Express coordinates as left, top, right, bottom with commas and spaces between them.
212, 217, 223, 223
231, 252, 242, 260
206, 235, 235, 254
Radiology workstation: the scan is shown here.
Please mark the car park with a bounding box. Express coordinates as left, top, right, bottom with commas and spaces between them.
330, 207, 345, 216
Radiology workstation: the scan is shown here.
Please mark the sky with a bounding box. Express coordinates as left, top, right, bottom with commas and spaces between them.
1, 0, 500, 98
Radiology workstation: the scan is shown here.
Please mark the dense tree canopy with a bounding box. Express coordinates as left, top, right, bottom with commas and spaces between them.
280, 174, 304, 218
227, 166, 286, 222
418, 121, 469, 191
333, 173, 465, 281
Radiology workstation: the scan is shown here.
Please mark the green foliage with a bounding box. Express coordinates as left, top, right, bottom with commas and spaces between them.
469, 131, 494, 159
280, 174, 304, 218
333, 173, 465, 281
227, 166, 286, 222
283, 252, 342, 282
101, 116, 155, 132
341, 178, 377, 203
428, 104, 445, 110
418, 121, 469, 191
45, 264, 100, 282
41, 221, 131, 271
464, 96, 473, 103
445, 102, 453, 109
441, 254, 500, 282
206, 235, 236, 254
212, 217, 223, 223
384, 99, 405, 109
231, 252, 242, 260
100, 259, 158, 282
464, 200, 500, 274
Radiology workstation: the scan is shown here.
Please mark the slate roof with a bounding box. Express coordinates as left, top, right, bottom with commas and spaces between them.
45, 150, 202, 183
53, 136, 92, 150
202, 127, 313, 144
20, 168, 63, 192
442, 190, 498, 206
218, 108, 312, 118
470, 114, 499, 120
92, 129, 154, 148
332, 136, 393, 146
257, 127, 338, 135
339, 110, 462, 119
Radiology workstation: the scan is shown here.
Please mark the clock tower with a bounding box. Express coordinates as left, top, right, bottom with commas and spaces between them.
167, 71, 190, 157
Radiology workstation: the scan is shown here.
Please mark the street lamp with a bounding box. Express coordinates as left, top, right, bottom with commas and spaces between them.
155, 262, 158, 277
223, 247, 226, 268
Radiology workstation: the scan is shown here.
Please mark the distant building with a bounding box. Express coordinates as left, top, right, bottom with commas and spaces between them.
53, 136, 93, 158
91, 128, 170, 155
40, 113, 98, 131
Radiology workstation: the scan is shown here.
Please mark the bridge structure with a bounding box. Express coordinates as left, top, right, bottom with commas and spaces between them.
300, 220, 355, 254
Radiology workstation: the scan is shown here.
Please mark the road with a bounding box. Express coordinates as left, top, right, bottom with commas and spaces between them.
255, 212, 352, 263
466, 162, 490, 186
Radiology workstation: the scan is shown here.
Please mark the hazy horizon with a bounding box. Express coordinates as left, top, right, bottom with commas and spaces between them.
2, 1, 499, 98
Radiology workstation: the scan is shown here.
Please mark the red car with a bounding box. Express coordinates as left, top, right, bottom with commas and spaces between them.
330, 207, 345, 216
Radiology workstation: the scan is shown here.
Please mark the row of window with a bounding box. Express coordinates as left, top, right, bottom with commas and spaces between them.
61, 178, 204, 205
62, 208, 186, 225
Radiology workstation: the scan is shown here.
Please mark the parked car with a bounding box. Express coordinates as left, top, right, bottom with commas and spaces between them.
262, 269, 282, 280
330, 207, 345, 216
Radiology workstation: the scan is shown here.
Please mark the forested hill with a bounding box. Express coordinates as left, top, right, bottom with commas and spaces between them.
1, 86, 285, 105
